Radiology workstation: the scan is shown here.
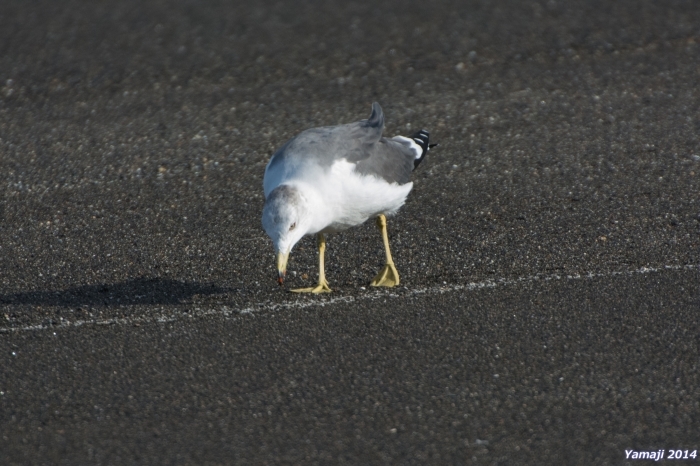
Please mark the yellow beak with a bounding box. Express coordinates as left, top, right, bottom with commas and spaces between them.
276, 251, 289, 285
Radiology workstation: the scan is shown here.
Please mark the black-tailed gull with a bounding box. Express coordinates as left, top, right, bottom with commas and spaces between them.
262, 102, 436, 293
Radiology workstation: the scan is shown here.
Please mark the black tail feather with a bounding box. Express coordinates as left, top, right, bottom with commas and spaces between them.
410, 129, 437, 169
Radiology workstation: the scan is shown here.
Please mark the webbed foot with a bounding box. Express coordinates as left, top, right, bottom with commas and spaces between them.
291, 279, 332, 293
370, 262, 400, 287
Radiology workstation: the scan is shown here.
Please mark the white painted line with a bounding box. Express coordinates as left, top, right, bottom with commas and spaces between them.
1, 264, 697, 334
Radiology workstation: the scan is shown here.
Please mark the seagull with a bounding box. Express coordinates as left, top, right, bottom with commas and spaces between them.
261, 102, 436, 293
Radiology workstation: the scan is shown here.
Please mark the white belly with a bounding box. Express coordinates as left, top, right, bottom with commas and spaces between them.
312, 159, 413, 233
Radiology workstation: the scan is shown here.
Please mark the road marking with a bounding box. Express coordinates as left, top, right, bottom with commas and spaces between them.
1, 264, 697, 334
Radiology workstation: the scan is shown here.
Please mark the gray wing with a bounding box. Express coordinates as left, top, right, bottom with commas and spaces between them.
266, 102, 415, 185
352, 136, 416, 185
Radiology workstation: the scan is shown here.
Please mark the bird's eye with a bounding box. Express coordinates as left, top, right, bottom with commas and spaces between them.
289, 222, 296, 231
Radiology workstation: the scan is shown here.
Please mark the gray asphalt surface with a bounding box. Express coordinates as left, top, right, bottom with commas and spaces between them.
1, 0, 699, 464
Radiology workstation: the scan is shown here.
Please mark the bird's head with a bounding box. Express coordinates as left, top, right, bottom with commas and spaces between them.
262, 185, 310, 285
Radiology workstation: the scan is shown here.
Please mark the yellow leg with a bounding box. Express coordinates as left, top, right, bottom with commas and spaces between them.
292, 233, 332, 293
370, 214, 400, 287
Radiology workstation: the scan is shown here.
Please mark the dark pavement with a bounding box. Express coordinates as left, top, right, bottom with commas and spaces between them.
1, 0, 699, 464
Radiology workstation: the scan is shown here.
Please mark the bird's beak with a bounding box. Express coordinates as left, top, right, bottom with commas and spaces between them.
276, 251, 289, 285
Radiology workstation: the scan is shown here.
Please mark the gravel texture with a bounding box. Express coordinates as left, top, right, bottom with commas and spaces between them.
1, 0, 699, 464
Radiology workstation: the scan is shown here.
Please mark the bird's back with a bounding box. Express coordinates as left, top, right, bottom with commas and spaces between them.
263, 103, 424, 196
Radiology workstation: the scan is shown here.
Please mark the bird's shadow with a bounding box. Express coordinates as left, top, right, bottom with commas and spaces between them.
0, 277, 229, 307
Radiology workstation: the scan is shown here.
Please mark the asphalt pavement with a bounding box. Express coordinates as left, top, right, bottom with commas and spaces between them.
1, 0, 699, 464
